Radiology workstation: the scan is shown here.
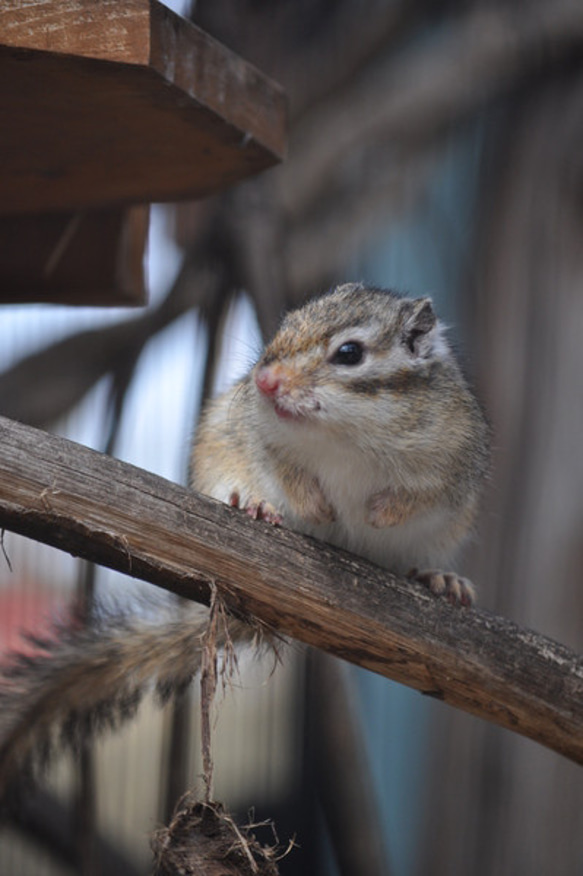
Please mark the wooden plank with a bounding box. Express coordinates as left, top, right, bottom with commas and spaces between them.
0, 414, 582, 766
0, 207, 148, 306
0, 0, 151, 64
0, 1, 286, 214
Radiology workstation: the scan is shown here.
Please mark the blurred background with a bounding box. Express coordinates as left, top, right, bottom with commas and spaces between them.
1, 0, 583, 873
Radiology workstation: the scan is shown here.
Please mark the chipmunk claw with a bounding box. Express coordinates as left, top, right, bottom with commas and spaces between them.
410, 568, 476, 607
229, 492, 283, 526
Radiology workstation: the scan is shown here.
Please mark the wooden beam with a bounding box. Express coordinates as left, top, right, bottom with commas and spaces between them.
0, 414, 582, 765
0, 207, 148, 306
0, 0, 286, 214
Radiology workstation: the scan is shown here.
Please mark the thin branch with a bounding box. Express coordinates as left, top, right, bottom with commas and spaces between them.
0, 414, 582, 766
200, 582, 219, 803
0, 529, 13, 573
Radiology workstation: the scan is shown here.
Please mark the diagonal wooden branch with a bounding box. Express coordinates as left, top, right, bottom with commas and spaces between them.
0, 413, 582, 766
275, 0, 420, 122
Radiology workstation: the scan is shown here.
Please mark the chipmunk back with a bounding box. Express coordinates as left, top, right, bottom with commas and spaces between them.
192, 283, 490, 604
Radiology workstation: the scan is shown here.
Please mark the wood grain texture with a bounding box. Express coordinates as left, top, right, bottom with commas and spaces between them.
0, 0, 286, 213
0, 414, 582, 765
0, 0, 150, 64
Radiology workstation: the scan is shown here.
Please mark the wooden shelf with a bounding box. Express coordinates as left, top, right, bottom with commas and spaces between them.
0, 1, 286, 305
0, 0, 286, 215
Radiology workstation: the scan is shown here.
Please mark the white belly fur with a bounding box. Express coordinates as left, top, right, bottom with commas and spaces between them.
255, 431, 459, 574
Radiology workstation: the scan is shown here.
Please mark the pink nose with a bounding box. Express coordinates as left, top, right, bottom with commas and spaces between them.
255, 367, 281, 397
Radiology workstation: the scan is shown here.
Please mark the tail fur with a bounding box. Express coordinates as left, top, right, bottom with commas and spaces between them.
0, 604, 257, 795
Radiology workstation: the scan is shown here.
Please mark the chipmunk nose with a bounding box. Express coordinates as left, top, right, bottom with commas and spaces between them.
255, 366, 281, 397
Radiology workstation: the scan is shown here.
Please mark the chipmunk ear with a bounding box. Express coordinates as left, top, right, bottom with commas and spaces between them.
400, 297, 437, 357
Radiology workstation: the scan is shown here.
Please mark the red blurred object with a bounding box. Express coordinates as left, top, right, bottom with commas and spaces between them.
0, 586, 64, 658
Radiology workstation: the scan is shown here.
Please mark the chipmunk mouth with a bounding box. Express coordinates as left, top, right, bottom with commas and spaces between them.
272, 397, 321, 421
273, 401, 295, 420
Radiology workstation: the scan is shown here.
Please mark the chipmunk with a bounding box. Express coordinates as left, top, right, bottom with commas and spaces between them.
192, 282, 490, 604
0, 283, 489, 790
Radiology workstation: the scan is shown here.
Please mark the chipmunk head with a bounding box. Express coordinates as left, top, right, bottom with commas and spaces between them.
253, 284, 452, 426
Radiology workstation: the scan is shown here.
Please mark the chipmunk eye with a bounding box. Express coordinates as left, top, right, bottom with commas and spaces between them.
330, 341, 365, 366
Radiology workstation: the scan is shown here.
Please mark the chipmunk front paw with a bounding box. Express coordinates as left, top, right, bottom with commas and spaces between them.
281, 470, 336, 525
301, 490, 336, 525
410, 569, 476, 607
229, 492, 283, 526
365, 488, 409, 528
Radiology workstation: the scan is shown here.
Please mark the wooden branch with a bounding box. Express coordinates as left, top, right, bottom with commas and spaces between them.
0, 415, 582, 766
